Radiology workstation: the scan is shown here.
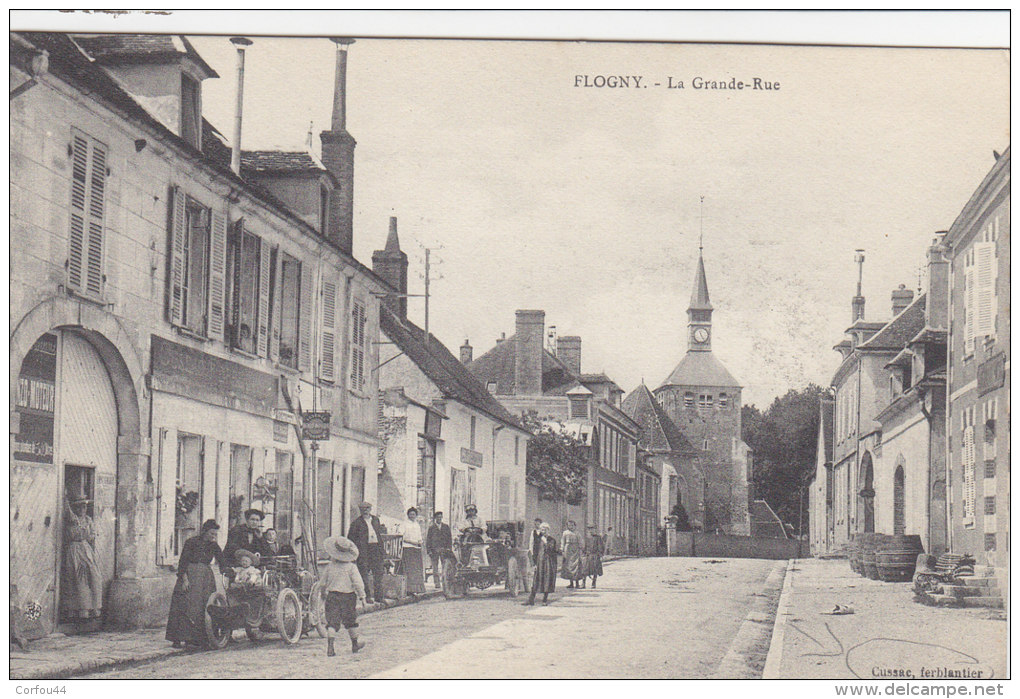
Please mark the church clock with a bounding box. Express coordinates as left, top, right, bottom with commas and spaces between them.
693, 327, 710, 344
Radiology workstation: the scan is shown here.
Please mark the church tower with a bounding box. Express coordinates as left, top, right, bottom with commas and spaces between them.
654, 247, 750, 535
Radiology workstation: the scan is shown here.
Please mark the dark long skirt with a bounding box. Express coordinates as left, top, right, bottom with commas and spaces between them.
165, 563, 216, 644
532, 551, 558, 594
402, 546, 427, 594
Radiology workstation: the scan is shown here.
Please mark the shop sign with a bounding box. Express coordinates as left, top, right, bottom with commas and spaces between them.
460, 447, 483, 467
978, 353, 1005, 396
273, 420, 290, 443
302, 411, 331, 441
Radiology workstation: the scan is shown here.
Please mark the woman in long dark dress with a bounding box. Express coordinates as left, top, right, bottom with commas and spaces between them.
585, 525, 605, 589
62, 499, 103, 620
166, 519, 225, 648
524, 523, 558, 606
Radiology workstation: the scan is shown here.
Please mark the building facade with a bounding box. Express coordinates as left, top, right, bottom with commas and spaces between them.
654, 250, 750, 535
467, 312, 642, 555
10, 32, 384, 635
944, 148, 1009, 582
373, 219, 530, 539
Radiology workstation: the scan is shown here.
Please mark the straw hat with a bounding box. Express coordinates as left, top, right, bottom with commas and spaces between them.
234, 549, 260, 566
323, 535, 359, 563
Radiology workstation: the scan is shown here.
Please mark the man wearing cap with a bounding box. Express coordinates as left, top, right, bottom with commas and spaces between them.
426, 511, 452, 588
225, 509, 270, 564
346, 502, 386, 604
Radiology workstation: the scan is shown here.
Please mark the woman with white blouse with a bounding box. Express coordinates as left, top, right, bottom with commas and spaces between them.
399, 507, 427, 594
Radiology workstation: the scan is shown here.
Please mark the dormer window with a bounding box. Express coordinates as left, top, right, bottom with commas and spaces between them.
569, 397, 589, 419
180, 74, 201, 149
487, 381, 497, 394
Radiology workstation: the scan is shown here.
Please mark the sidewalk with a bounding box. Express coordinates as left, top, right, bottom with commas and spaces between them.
10, 590, 442, 680
763, 558, 1007, 680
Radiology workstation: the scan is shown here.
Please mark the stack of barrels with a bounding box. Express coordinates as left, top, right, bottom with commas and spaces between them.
848, 533, 924, 581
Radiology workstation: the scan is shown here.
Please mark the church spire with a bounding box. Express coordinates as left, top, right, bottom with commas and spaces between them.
687, 248, 713, 352
689, 252, 713, 312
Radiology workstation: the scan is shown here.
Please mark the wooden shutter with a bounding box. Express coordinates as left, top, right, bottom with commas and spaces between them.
67, 133, 89, 292
974, 242, 996, 337
68, 132, 105, 297
350, 300, 366, 391
964, 258, 976, 355
298, 263, 314, 372
156, 428, 178, 565
257, 238, 271, 357
168, 186, 187, 326
270, 247, 282, 360
85, 139, 107, 297
207, 209, 228, 341
320, 279, 338, 382
962, 424, 976, 522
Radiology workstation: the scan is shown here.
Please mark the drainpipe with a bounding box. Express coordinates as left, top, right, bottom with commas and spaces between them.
229, 37, 252, 176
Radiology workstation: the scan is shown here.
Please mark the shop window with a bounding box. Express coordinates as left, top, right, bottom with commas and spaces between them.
275, 451, 295, 544
176, 433, 204, 555
14, 334, 57, 464
229, 444, 253, 528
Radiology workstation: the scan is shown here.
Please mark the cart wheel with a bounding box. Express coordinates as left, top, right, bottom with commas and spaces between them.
308, 581, 328, 638
204, 591, 230, 650
275, 587, 303, 645
442, 558, 464, 600
507, 557, 522, 597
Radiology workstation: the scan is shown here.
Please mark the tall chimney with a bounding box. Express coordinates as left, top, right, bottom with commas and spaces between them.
891, 284, 914, 317
371, 216, 408, 319
460, 339, 473, 364
229, 37, 253, 175
320, 38, 356, 255
556, 335, 582, 375
851, 249, 866, 322
514, 310, 545, 396
926, 232, 950, 329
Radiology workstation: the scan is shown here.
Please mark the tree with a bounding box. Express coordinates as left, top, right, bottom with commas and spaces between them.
522, 415, 589, 505
742, 384, 827, 529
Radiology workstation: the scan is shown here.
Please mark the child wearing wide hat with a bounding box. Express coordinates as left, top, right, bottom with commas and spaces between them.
320, 536, 367, 655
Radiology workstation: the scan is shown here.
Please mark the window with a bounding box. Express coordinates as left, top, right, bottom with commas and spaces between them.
497, 476, 512, 520
961, 408, 976, 526
514, 436, 520, 465
168, 197, 210, 335
984, 496, 995, 516
570, 397, 589, 419
699, 394, 713, 408
228, 224, 262, 354
683, 392, 694, 408
350, 300, 368, 391
984, 533, 996, 552
67, 130, 107, 299
470, 415, 477, 450
180, 74, 201, 149
487, 381, 497, 394
175, 433, 204, 555
984, 460, 996, 479
719, 392, 728, 408
229, 444, 253, 528
275, 450, 295, 544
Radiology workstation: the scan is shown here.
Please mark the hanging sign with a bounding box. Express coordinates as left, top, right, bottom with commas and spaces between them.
302, 411, 331, 441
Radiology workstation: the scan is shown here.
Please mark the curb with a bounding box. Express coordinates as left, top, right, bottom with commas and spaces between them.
711, 558, 789, 678
761, 558, 795, 679
11, 589, 444, 680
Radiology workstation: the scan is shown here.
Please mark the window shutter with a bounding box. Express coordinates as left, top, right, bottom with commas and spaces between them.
270, 247, 282, 360
298, 263, 314, 372
156, 428, 178, 565
974, 242, 995, 338
207, 209, 228, 341
350, 300, 366, 391
964, 259, 975, 355
257, 238, 271, 357
85, 140, 106, 297
168, 186, 186, 326
67, 133, 90, 293
320, 279, 338, 382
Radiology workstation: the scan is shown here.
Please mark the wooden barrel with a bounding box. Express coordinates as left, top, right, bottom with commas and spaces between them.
847, 534, 859, 573
876, 534, 924, 582
861, 534, 889, 580
853, 533, 876, 577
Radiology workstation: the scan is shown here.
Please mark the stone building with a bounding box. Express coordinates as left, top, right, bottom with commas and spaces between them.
621, 383, 701, 531
9, 33, 385, 635
653, 250, 750, 535
943, 148, 1009, 587
807, 398, 834, 555
373, 218, 530, 539
467, 312, 642, 555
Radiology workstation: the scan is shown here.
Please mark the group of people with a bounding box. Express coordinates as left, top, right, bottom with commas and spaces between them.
525, 519, 606, 606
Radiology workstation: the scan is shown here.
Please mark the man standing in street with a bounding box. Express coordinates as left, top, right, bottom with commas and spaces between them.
426, 511, 452, 588
347, 502, 386, 603
225, 509, 270, 563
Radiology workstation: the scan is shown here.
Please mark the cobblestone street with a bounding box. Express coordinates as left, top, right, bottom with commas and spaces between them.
90, 557, 780, 679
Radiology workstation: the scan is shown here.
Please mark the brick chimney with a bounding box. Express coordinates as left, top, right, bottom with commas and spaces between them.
320, 38, 356, 255
555, 335, 582, 375
926, 232, 950, 329
514, 310, 545, 396
372, 216, 408, 319
891, 284, 914, 317
460, 339, 473, 364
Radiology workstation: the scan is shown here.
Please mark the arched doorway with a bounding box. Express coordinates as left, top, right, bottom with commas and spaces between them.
858, 452, 875, 533
893, 465, 906, 535
11, 330, 120, 634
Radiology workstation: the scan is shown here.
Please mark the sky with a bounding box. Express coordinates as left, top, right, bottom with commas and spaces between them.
18, 11, 1005, 409
181, 33, 1008, 408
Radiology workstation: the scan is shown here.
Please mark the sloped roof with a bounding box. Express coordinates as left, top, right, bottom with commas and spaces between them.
858, 294, 927, 351
71, 33, 217, 78
241, 150, 327, 175
659, 350, 741, 389
379, 307, 524, 432
621, 384, 695, 455
750, 500, 788, 539
467, 335, 577, 396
